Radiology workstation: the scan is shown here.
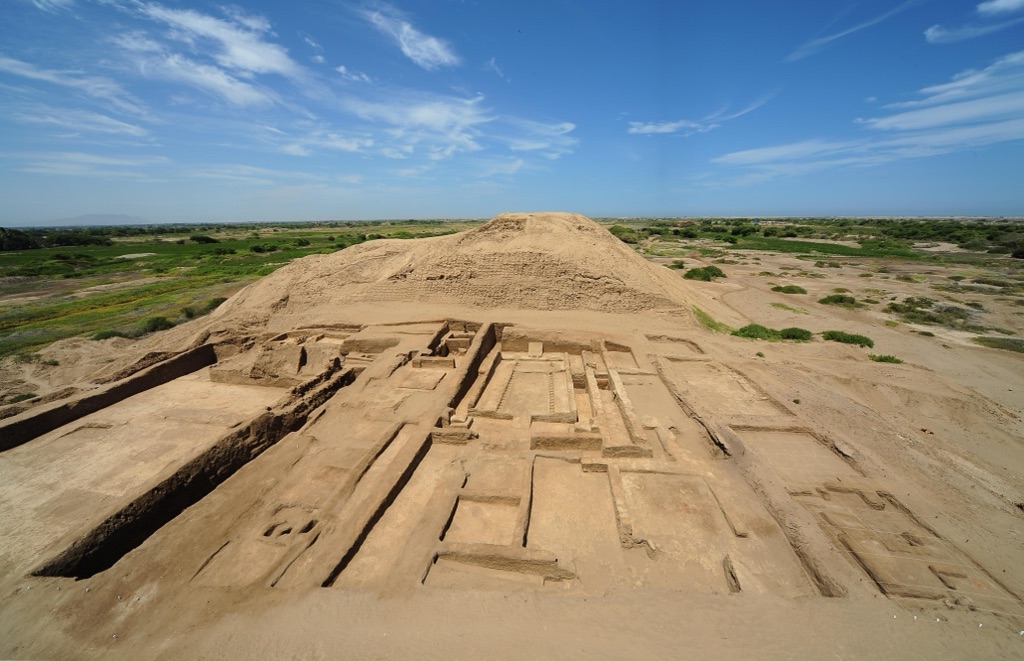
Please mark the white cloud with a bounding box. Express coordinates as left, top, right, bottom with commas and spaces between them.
136, 2, 301, 78
0, 56, 147, 116
13, 106, 148, 136
18, 151, 168, 178
628, 119, 705, 135
863, 92, 1024, 131
111, 28, 277, 106
311, 55, 325, 64
152, 52, 276, 106
714, 140, 860, 166
977, 0, 1024, 16
628, 95, 772, 136
888, 51, 1024, 107
788, 1, 919, 61
925, 18, 1024, 43
484, 57, 506, 80
220, 5, 272, 33
476, 157, 524, 177
363, 6, 459, 71
713, 50, 1024, 182
345, 93, 490, 158
505, 119, 577, 158
29, 0, 74, 12
336, 65, 371, 83
280, 128, 374, 156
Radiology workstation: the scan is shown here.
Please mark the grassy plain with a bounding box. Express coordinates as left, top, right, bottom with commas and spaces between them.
1, 215, 1022, 362
0, 220, 476, 358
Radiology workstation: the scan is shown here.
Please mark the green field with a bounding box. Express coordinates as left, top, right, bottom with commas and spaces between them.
0, 220, 477, 358
2, 215, 1022, 359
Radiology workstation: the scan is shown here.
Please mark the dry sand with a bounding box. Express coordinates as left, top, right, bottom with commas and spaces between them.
1, 212, 1022, 659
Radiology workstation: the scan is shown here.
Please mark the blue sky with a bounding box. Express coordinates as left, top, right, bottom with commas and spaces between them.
1, 0, 1023, 225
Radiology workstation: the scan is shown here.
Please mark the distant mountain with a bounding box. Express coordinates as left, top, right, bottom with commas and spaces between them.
44, 214, 154, 226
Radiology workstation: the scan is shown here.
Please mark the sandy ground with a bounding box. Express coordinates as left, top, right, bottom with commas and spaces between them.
1, 213, 1022, 659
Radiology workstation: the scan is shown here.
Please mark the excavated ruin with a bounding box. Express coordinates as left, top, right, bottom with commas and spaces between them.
1, 212, 1022, 659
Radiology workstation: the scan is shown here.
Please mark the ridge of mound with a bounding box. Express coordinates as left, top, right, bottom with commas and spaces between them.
223, 212, 698, 318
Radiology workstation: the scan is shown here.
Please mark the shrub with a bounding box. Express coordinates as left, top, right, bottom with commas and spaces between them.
189, 234, 219, 244
294, 238, 310, 247
972, 337, 1024, 353
818, 294, 857, 306
869, 354, 903, 364
181, 306, 196, 319
771, 285, 806, 294
9, 392, 36, 403
609, 225, 640, 244
779, 327, 812, 341
91, 329, 131, 340
822, 330, 874, 348
201, 297, 227, 314
733, 324, 779, 340
668, 259, 685, 269
684, 265, 726, 281
140, 316, 175, 333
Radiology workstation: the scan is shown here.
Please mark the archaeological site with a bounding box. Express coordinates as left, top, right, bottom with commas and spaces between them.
1, 213, 1022, 659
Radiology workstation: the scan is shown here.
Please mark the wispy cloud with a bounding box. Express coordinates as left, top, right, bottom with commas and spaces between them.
628, 95, 773, 136
788, 1, 919, 62
924, 17, 1024, 42
713, 50, 1024, 181
363, 5, 459, 71
28, 0, 74, 13
0, 55, 147, 115
504, 119, 577, 159
345, 92, 490, 159
336, 65, 371, 83
926, 0, 1024, 43
17, 150, 168, 178
12, 105, 149, 137
628, 118, 709, 136
135, 3, 302, 79
484, 57, 506, 80
279, 128, 374, 156
977, 0, 1024, 16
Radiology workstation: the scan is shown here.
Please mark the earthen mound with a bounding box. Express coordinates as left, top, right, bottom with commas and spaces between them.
221, 212, 697, 320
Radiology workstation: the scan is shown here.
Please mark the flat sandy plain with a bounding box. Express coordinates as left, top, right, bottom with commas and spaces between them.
1, 212, 1022, 659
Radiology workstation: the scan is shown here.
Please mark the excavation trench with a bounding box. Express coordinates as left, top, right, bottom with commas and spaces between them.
33, 364, 356, 580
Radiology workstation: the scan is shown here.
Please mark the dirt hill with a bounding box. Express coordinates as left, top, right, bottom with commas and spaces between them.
219, 212, 698, 323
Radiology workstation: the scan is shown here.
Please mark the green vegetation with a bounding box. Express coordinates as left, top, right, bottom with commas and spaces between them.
779, 327, 813, 340
8, 392, 36, 403
683, 265, 726, 281
668, 259, 685, 269
869, 354, 903, 364
771, 285, 806, 294
822, 330, 874, 348
770, 302, 809, 315
0, 219, 472, 358
692, 306, 733, 333
972, 337, 1024, 353
732, 324, 812, 341
883, 296, 980, 329
600, 216, 1024, 267
818, 294, 858, 307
